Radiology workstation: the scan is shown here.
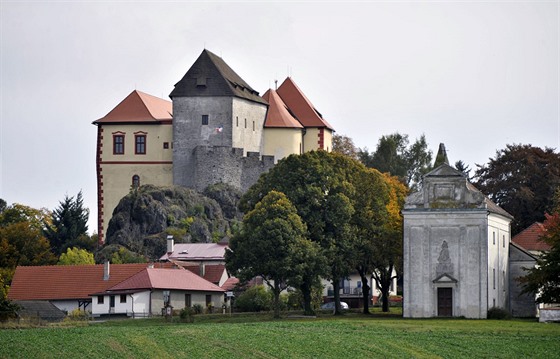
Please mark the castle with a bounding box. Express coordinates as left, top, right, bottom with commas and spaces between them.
94, 49, 334, 243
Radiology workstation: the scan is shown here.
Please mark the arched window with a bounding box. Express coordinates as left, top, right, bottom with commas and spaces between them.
132, 175, 140, 189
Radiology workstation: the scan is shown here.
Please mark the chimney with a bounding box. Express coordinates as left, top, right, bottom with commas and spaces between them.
167, 235, 174, 254
103, 260, 110, 281
199, 262, 205, 277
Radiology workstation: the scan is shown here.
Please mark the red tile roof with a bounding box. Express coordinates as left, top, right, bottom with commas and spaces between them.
93, 90, 172, 124
7, 263, 168, 301
262, 89, 303, 129
160, 243, 228, 261
169, 261, 226, 285
276, 77, 334, 130
512, 222, 551, 252
221, 277, 239, 291
106, 268, 224, 293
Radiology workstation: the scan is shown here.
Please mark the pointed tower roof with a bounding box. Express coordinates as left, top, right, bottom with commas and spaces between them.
170, 49, 267, 105
262, 89, 303, 128
433, 143, 449, 167
93, 90, 172, 124
276, 77, 334, 130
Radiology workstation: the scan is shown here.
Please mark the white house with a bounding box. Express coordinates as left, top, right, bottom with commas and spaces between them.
91, 267, 225, 318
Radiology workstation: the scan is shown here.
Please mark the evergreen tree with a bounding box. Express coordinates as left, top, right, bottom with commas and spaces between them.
44, 191, 89, 256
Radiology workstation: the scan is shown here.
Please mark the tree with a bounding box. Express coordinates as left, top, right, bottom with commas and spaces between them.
241, 151, 401, 315
332, 134, 358, 160
519, 211, 560, 303
358, 133, 432, 191
226, 191, 310, 318
454, 160, 473, 181
57, 247, 95, 265
44, 191, 89, 256
0, 203, 56, 275
474, 144, 560, 234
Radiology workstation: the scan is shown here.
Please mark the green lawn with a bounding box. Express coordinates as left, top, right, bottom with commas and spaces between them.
1, 313, 559, 358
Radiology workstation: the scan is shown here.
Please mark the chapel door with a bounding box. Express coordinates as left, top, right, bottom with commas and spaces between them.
437, 288, 452, 317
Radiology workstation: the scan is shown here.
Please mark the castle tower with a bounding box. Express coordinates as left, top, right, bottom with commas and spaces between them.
93, 90, 173, 243
170, 50, 269, 190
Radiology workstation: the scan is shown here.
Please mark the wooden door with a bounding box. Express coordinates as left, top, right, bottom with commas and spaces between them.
437, 288, 452, 317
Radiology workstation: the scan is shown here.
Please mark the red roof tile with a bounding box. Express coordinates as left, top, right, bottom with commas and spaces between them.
170, 261, 226, 285
93, 90, 172, 124
262, 89, 303, 129
276, 77, 334, 130
512, 222, 551, 252
107, 268, 224, 293
7, 263, 170, 301
221, 277, 239, 291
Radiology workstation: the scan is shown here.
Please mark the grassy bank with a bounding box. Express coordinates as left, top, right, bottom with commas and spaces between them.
1, 312, 558, 358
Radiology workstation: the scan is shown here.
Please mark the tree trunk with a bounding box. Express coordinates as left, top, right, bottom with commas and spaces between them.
301, 277, 315, 316
333, 278, 342, 315
273, 281, 281, 319
380, 285, 390, 312
358, 269, 371, 314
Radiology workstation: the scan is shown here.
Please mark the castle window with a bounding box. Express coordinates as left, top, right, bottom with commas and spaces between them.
252, 121, 255, 131
236, 117, 238, 127
163, 142, 169, 149
244, 118, 247, 128
202, 115, 209, 125
135, 134, 146, 154
493, 232, 495, 245
132, 175, 140, 188
113, 134, 124, 155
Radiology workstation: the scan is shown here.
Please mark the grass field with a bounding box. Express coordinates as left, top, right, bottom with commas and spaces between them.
1, 312, 559, 358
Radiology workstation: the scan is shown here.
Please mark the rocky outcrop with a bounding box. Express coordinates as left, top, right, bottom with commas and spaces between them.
105, 184, 241, 260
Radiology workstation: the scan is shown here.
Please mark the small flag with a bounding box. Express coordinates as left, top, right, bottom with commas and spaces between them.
216, 126, 223, 133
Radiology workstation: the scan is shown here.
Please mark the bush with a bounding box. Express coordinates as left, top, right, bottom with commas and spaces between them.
487, 307, 511, 319
234, 285, 272, 313
65, 309, 89, 321
179, 307, 194, 323
191, 304, 204, 314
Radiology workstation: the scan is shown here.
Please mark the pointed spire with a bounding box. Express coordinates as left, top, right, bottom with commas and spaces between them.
434, 143, 449, 167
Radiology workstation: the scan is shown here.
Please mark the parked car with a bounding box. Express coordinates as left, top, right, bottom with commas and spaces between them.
320, 301, 349, 310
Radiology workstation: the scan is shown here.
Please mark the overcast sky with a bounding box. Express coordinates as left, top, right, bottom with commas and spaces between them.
1, 1, 558, 234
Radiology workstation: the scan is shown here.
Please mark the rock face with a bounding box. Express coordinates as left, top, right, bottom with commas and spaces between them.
105, 184, 241, 260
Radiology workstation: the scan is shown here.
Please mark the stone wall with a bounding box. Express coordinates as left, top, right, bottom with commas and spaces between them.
191, 145, 274, 192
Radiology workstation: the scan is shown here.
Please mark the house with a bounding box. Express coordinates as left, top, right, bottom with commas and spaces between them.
160, 238, 228, 264
8, 262, 164, 313
90, 267, 225, 318
402, 145, 513, 318
508, 241, 538, 317
321, 271, 398, 308
94, 49, 335, 244
511, 222, 550, 256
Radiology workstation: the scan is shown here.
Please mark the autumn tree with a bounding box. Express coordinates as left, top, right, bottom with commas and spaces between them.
44, 191, 90, 255
474, 144, 560, 234
0, 202, 57, 285
519, 210, 560, 303
358, 133, 432, 191
57, 247, 95, 265
226, 191, 311, 318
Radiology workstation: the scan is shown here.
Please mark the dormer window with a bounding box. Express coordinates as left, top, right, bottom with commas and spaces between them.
196, 76, 207, 87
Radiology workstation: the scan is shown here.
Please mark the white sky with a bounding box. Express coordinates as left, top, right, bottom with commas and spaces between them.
1, 1, 559, 234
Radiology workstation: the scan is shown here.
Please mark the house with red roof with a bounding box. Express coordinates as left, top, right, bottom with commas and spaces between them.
511, 222, 550, 256
90, 267, 225, 318
8, 262, 158, 313
93, 49, 335, 244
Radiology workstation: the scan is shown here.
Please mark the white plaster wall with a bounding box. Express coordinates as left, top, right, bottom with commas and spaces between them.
487, 214, 511, 310
231, 97, 267, 154
51, 300, 83, 314
403, 210, 489, 318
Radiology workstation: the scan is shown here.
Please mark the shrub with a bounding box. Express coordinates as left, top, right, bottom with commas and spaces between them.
65, 309, 89, 321
487, 307, 511, 319
191, 304, 204, 314
234, 285, 272, 312
179, 307, 194, 323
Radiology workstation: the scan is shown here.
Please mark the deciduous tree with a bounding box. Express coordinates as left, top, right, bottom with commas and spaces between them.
474, 144, 560, 234
57, 247, 95, 265
226, 191, 311, 318
332, 134, 359, 160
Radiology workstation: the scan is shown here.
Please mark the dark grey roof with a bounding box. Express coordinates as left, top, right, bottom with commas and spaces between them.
170, 49, 268, 105
15, 300, 66, 321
